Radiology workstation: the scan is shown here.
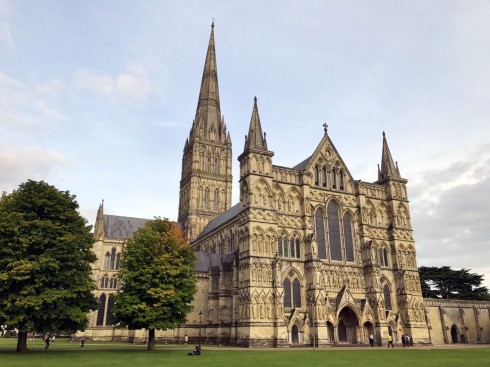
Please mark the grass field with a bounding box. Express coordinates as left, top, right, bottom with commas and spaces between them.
0, 338, 489, 367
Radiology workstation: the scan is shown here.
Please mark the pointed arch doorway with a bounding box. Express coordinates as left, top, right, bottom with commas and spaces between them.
291, 324, 300, 344
337, 307, 359, 343
451, 325, 459, 343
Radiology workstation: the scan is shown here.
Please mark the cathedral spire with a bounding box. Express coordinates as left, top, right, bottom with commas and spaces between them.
243, 97, 268, 152
378, 131, 401, 181
191, 22, 222, 141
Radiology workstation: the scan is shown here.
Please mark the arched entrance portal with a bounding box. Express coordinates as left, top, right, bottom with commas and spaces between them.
337, 307, 359, 343
451, 325, 459, 343
291, 324, 299, 344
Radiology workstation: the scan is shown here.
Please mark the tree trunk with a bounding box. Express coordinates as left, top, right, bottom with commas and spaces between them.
147, 328, 156, 351
16, 331, 29, 352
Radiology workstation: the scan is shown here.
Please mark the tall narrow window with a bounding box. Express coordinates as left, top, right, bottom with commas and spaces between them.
383, 284, 392, 311
215, 156, 220, 175
106, 295, 115, 325
204, 188, 210, 209
104, 252, 110, 270
292, 279, 301, 307
110, 248, 116, 270
322, 167, 327, 187
315, 209, 327, 259
283, 279, 292, 308
327, 201, 342, 261
283, 275, 302, 308
115, 253, 121, 270
331, 169, 337, 189
339, 170, 344, 190
278, 237, 283, 257
205, 155, 211, 172
96, 294, 106, 326
214, 189, 219, 210
289, 238, 295, 258
383, 248, 389, 267
295, 238, 301, 259
343, 213, 355, 262
283, 236, 289, 257
314, 166, 319, 186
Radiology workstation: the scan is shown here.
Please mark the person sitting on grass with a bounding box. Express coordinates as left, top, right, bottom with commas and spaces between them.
188, 345, 201, 356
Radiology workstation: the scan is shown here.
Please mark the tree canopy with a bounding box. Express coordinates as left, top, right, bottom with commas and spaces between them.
113, 218, 196, 350
419, 266, 489, 301
0, 180, 98, 352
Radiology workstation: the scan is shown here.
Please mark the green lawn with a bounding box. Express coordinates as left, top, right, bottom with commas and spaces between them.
0, 338, 489, 367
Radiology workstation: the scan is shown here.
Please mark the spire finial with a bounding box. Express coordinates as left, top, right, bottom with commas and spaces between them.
383, 131, 386, 137
211, 18, 215, 28
323, 122, 328, 134
254, 96, 257, 102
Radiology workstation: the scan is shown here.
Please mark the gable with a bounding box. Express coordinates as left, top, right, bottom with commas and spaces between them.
295, 134, 355, 185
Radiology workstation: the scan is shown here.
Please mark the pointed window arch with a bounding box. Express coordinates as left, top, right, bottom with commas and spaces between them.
96, 294, 106, 326
327, 201, 342, 261
283, 272, 302, 308
383, 284, 392, 311
315, 209, 327, 259
379, 246, 389, 267
343, 213, 355, 262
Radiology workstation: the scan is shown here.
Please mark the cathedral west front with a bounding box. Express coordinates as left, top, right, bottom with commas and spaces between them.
82, 24, 490, 347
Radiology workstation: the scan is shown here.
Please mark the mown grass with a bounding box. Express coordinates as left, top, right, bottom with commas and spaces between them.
0, 338, 489, 367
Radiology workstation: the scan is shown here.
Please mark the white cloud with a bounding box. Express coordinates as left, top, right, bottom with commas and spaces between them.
0, 71, 66, 133
0, 147, 69, 193
411, 144, 490, 286
73, 67, 152, 104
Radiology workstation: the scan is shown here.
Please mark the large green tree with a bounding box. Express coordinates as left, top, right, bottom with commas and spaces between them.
0, 180, 98, 352
419, 266, 489, 300
113, 218, 196, 351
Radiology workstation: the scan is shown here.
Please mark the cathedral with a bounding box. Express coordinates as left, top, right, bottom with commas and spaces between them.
82, 24, 490, 347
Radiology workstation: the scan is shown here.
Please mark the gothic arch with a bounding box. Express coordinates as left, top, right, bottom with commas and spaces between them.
337, 306, 360, 343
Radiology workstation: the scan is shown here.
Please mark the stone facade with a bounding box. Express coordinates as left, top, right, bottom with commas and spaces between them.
79, 24, 490, 346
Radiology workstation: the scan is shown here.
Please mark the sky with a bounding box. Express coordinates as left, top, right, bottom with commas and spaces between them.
1, 1, 489, 288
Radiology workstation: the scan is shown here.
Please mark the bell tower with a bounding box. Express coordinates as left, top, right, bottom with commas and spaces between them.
178, 23, 232, 242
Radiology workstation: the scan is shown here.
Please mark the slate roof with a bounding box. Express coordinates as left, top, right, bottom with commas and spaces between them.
293, 155, 312, 170
103, 214, 150, 239
198, 203, 241, 238
194, 251, 235, 272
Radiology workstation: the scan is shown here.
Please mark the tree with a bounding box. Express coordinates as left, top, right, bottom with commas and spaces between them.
113, 218, 196, 350
0, 180, 98, 352
419, 266, 490, 300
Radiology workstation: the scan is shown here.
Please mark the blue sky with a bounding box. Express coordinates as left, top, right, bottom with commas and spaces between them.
1, 0, 489, 287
